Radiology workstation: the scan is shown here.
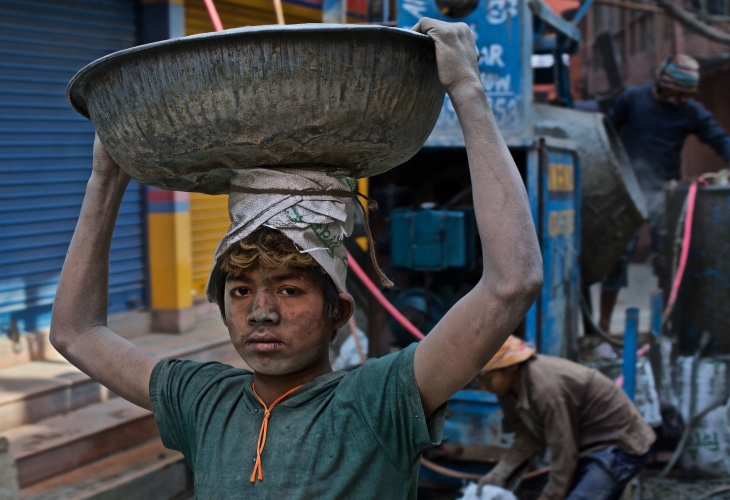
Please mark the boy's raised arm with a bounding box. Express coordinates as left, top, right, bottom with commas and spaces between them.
50, 135, 158, 411
412, 19, 543, 417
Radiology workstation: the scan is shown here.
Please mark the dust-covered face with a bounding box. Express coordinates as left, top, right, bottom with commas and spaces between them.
658, 85, 691, 105
224, 266, 351, 376
479, 365, 520, 397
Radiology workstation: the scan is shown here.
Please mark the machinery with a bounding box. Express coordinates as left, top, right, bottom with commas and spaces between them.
363, 0, 586, 485
380, 0, 583, 356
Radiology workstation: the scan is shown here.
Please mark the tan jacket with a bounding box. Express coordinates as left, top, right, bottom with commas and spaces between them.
489, 355, 656, 500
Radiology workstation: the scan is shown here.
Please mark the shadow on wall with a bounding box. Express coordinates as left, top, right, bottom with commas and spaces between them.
0, 272, 59, 336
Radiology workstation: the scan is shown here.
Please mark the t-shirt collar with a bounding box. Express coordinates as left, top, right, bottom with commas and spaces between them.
243, 369, 348, 408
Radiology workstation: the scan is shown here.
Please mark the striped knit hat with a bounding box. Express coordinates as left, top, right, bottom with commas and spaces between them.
658, 54, 700, 93
481, 335, 536, 373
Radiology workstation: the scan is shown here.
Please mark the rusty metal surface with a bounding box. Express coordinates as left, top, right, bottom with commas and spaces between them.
534, 104, 647, 285
67, 24, 445, 194
666, 185, 730, 356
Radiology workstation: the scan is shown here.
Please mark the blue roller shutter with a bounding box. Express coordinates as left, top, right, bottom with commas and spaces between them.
0, 0, 146, 334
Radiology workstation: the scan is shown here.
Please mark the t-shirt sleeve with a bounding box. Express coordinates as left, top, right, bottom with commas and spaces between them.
149, 358, 230, 463
691, 100, 730, 163
348, 343, 446, 476
607, 89, 630, 130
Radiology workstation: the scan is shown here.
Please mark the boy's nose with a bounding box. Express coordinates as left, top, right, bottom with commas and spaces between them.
247, 290, 281, 326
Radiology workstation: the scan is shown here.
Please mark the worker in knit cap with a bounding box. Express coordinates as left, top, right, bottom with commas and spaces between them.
50, 19, 544, 500
598, 54, 730, 334
477, 336, 655, 500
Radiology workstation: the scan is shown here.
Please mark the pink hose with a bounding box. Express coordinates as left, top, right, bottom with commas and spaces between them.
203, 0, 224, 31
662, 182, 699, 325
346, 251, 425, 340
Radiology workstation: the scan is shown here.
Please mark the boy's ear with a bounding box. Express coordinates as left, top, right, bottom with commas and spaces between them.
332, 292, 355, 330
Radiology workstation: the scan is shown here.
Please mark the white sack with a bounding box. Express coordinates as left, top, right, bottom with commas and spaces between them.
676, 357, 730, 475
206, 168, 356, 300
458, 483, 517, 500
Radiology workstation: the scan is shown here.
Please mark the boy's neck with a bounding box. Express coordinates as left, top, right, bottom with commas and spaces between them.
252, 359, 333, 406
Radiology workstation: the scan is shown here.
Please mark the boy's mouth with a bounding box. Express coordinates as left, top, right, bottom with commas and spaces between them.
246, 333, 284, 352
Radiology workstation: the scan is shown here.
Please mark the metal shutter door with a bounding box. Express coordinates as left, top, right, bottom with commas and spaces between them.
0, 0, 145, 334
190, 193, 229, 300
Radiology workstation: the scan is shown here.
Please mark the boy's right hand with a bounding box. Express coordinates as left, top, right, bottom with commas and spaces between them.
92, 133, 131, 185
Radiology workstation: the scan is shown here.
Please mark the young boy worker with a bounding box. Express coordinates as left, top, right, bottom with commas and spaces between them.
51, 19, 543, 498
477, 336, 655, 500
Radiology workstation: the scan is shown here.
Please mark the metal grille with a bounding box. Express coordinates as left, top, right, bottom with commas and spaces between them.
0, 0, 145, 334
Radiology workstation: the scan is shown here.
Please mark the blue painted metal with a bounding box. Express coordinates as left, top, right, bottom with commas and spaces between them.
538, 145, 580, 357
666, 185, 730, 355
397, 0, 534, 147
528, 0, 580, 45
323, 0, 346, 22
524, 147, 540, 350
442, 390, 505, 446
390, 208, 474, 271
622, 307, 639, 401
570, 0, 595, 26
651, 292, 663, 337
554, 36, 574, 108
0, 0, 146, 335
396, 0, 580, 147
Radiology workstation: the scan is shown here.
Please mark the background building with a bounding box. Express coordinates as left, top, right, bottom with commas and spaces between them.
576, 0, 730, 177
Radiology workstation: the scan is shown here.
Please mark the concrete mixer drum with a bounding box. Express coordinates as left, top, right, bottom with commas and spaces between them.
534, 104, 647, 285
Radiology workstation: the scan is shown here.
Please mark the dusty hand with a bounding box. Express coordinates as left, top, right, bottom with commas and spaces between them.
92, 133, 130, 185
412, 18, 481, 93
476, 473, 497, 495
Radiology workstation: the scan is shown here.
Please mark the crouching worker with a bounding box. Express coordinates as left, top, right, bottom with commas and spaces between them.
478, 336, 655, 500
49, 19, 543, 499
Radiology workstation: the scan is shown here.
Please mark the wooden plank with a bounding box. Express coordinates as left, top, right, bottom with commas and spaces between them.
19, 440, 189, 500
6, 398, 157, 487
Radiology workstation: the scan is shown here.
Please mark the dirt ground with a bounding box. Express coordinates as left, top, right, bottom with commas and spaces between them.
640, 476, 730, 500
417, 474, 730, 500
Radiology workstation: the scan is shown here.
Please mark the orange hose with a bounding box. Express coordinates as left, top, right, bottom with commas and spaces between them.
346, 250, 425, 340
420, 457, 551, 482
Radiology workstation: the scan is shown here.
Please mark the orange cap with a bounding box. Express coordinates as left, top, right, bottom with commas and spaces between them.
481, 335, 535, 373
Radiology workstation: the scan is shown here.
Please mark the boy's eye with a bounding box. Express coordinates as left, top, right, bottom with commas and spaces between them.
231, 287, 251, 297
280, 287, 300, 297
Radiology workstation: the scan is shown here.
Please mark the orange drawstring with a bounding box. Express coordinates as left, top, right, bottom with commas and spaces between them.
250, 383, 302, 483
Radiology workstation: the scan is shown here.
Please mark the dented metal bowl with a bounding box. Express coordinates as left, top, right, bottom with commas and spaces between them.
67, 24, 445, 194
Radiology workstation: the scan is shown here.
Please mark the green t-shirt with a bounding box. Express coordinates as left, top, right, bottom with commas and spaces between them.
149, 343, 445, 499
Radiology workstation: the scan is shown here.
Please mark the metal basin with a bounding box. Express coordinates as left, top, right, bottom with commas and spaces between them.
67, 24, 445, 194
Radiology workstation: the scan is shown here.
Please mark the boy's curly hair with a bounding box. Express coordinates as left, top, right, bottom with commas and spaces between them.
214, 227, 342, 326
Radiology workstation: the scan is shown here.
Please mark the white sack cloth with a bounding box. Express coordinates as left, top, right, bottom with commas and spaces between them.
457, 483, 517, 500
206, 168, 356, 301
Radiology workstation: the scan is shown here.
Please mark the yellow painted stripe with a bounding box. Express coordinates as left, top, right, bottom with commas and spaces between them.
185, 0, 322, 35
356, 178, 369, 251
190, 193, 230, 299
148, 212, 194, 310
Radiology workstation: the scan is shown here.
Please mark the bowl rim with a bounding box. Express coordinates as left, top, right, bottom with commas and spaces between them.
66, 23, 433, 119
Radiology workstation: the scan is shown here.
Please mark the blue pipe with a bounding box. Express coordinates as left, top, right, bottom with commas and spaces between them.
651, 292, 663, 337
571, 0, 595, 26
622, 307, 639, 401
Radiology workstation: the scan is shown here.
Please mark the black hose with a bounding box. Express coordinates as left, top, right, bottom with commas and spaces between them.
579, 292, 624, 347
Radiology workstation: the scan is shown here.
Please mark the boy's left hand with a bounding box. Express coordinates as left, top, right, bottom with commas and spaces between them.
412, 18, 481, 94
